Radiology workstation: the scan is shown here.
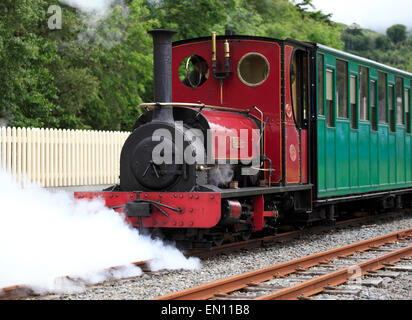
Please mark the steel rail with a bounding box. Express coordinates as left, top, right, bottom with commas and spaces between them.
256, 243, 412, 300
155, 227, 412, 300
187, 212, 403, 259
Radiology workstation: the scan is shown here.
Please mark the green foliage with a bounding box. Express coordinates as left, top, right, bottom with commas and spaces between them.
342, 26, 373, 52
408, 57, 412, 73
375, 35, 392, 51
1, 0, 154, 130
0, 0, 60, 127
145, 0, 237, 39
0, 0, 360, 130
341, 23, 412, 72
386, 24, 407, 45
246, 0, 343, 49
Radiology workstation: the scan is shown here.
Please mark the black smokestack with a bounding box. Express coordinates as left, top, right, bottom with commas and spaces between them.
148, 29, 177, 123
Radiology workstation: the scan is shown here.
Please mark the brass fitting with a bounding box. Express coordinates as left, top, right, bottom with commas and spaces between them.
224, 40, 230, 58
212, 32, 217, 61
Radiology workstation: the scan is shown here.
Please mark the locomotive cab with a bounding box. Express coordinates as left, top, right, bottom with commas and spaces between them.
171, 34, 314, 189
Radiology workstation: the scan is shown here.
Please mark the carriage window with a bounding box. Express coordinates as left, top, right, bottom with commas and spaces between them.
389, 85, 395, 132
238, 52, 270, 87
371, 81, 377, 131
318, 54, 325, 116
406, 88, 410, 133
359, 66, 369, 121
396, 77, 404, 125
378, 72, 387, 123
350, 75, 357, 129
336, 60, 348, 119
326, 69, 334, 127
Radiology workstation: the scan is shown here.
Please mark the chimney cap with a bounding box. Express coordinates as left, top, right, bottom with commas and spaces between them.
148, 28, 178, 35
225, 29, 236, 36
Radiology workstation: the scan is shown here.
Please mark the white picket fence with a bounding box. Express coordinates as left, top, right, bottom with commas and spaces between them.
0, 127, 130, 187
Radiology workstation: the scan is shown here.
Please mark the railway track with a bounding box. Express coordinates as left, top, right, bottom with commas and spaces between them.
0, 210, 408, 300
155, 227, 412, 300
187, 210, 406, 258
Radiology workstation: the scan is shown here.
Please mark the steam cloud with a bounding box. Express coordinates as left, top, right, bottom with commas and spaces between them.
0, 168, 200, 295
209, 165, 234, 187
58, 0, 129, 49
59, 0, 117, 14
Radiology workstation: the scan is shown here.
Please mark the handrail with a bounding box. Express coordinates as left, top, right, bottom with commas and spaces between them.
137, 102, 249, 113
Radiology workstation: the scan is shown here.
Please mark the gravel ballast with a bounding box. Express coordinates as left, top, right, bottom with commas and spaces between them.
26, 213, 412, 300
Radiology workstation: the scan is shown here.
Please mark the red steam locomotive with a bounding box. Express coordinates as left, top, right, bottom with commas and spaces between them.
74, 29, 412, 249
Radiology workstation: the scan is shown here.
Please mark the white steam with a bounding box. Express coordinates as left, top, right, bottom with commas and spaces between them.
209, 165, 234, 187
58, 0, 129, 49
59, 0, 117, 14
0, 169, 200, 294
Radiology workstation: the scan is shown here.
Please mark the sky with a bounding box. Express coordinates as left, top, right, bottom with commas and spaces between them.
310, 0, 412, 33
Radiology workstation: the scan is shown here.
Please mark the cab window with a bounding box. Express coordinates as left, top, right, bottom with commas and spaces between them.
291, 50, 308, 129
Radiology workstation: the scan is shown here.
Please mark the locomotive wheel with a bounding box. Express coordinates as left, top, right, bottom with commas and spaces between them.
237, 232, 251, 242
212, 236, 225, 246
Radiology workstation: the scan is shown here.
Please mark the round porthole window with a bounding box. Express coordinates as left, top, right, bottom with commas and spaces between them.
237, 53, 270, 87
179, 55, 209, 89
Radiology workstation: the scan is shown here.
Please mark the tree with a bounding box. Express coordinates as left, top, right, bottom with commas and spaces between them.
295, 0, 314, 12
342, 27, 373, 52
1, 0, 155, 130
145, 0, 233, 39
375, 35, 392, 50
246, 0, 343, 49
387, 24, 407, 44
341, 23, 412, 73
0, 0, 61, 127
